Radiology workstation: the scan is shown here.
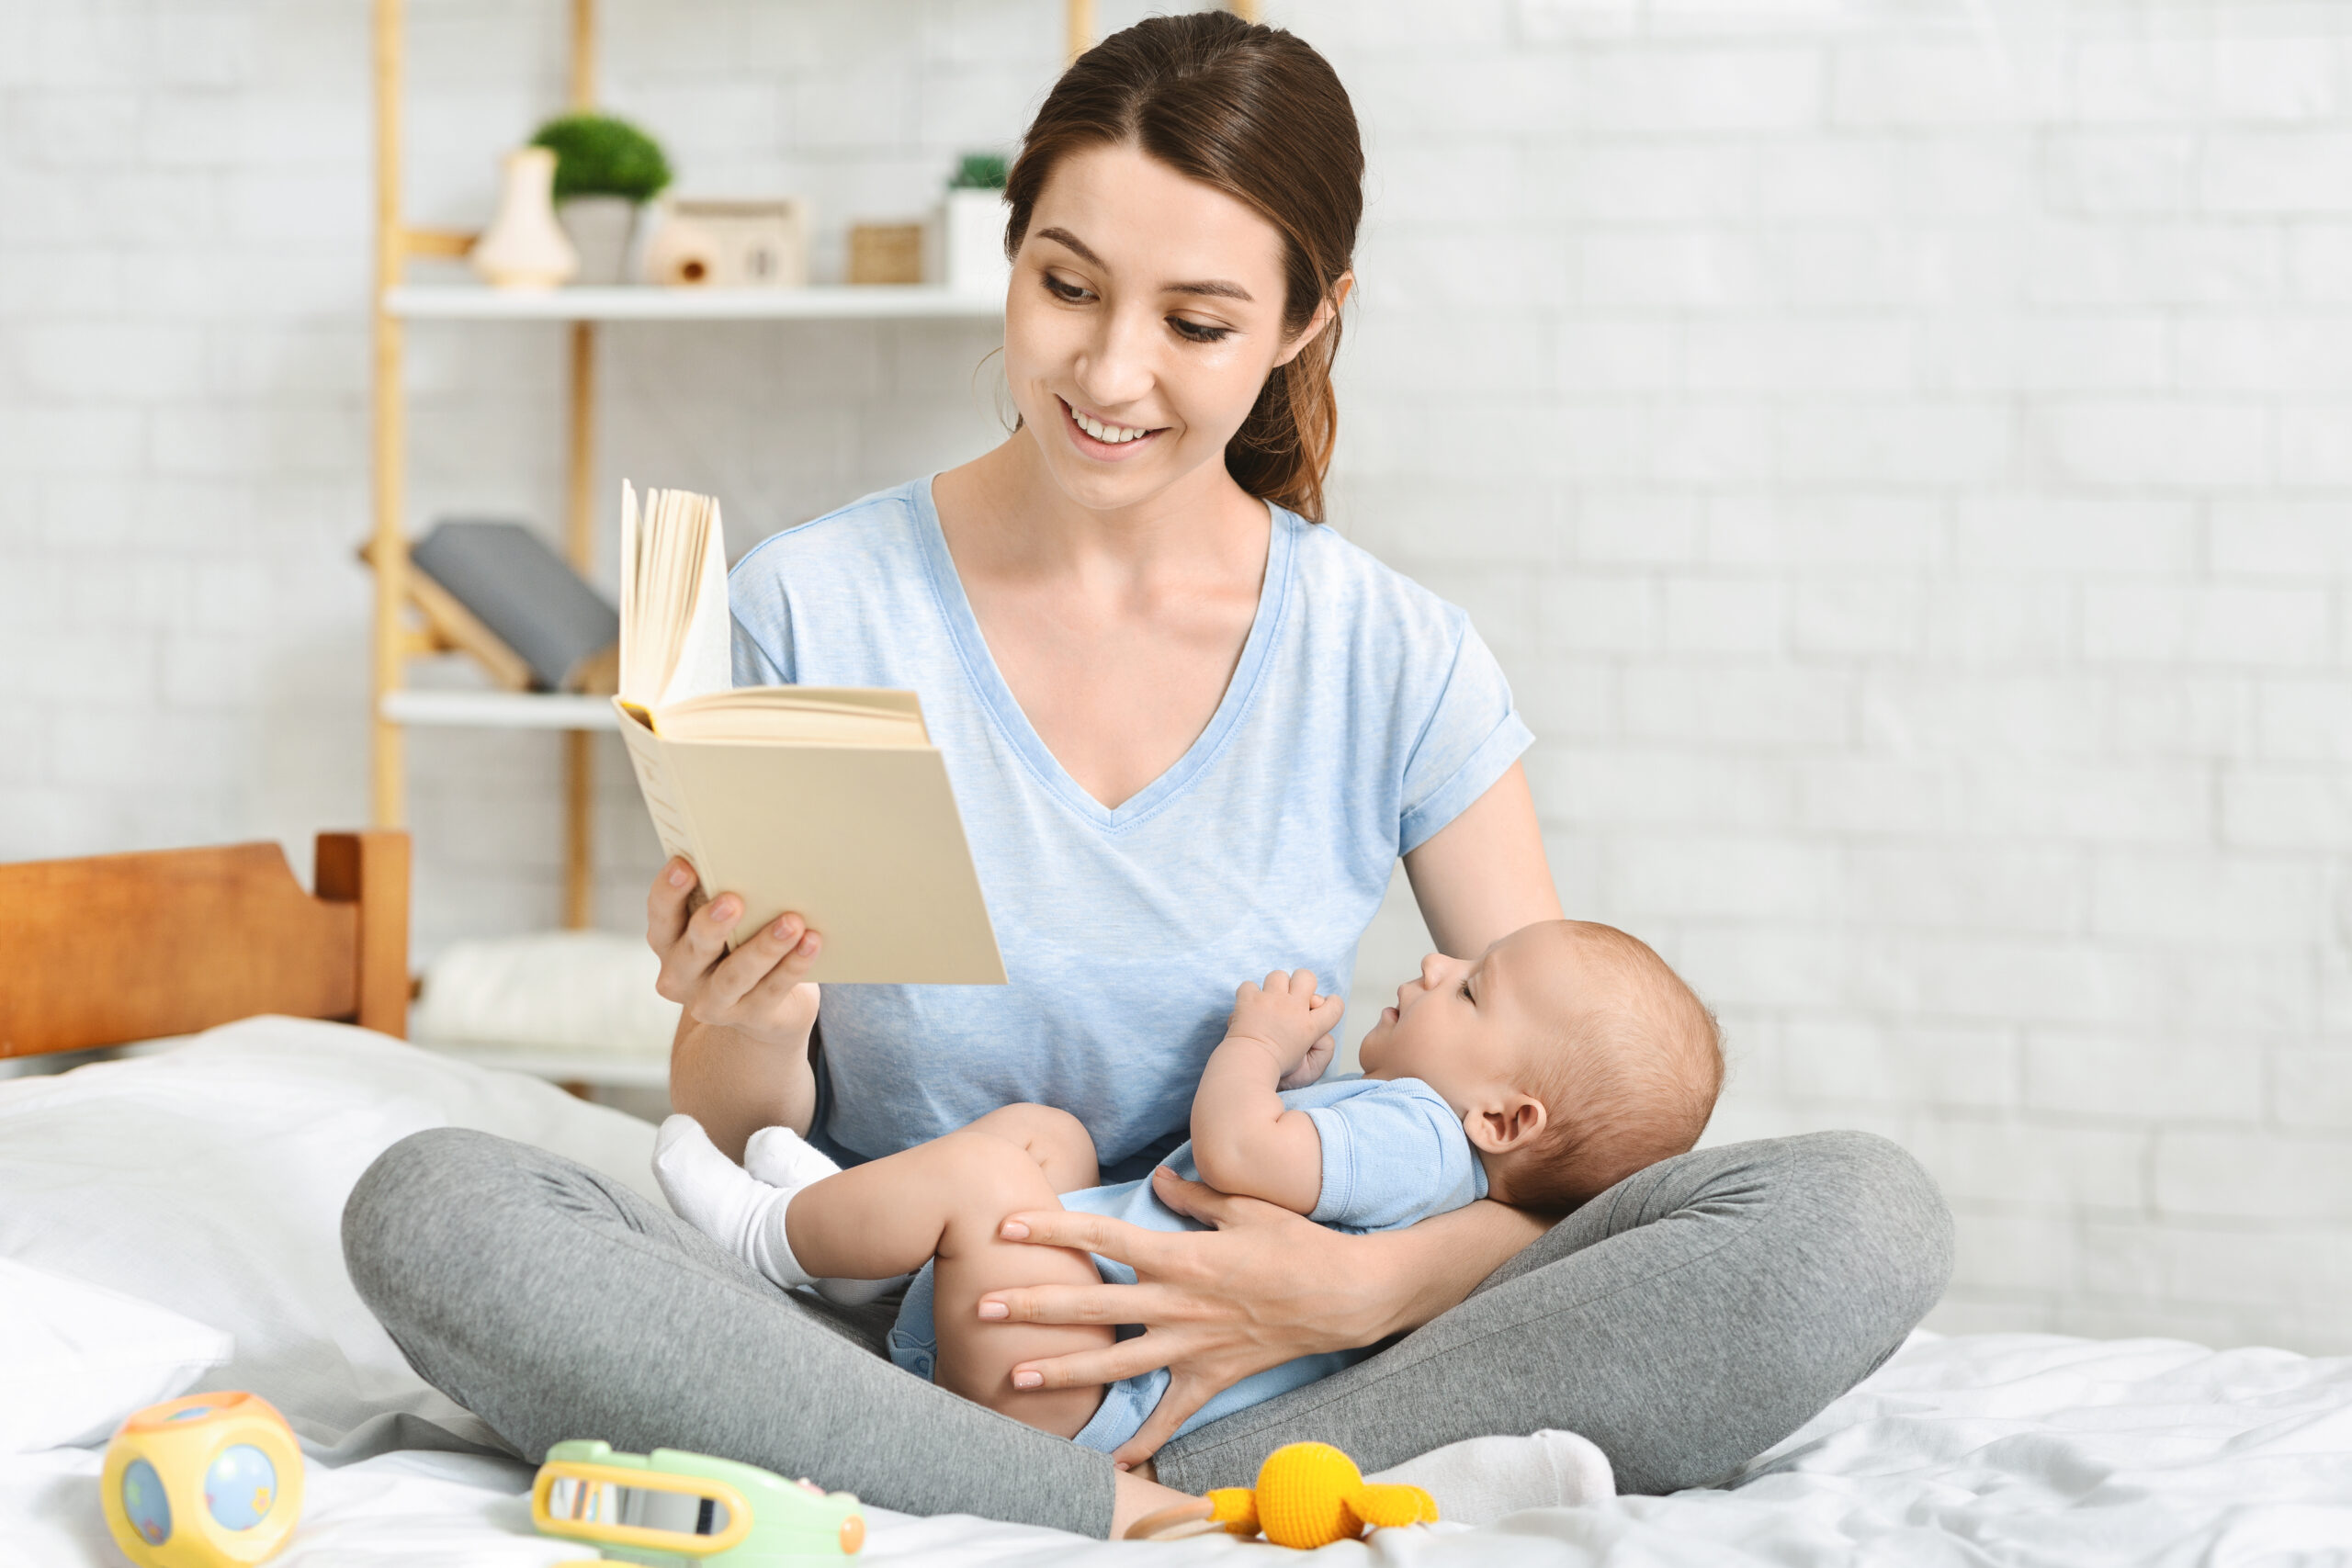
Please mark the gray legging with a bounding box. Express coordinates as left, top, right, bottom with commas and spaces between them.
342, 1126, 1951, 1539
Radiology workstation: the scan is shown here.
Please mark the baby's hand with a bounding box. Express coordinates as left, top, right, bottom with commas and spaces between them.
1226, 970, 1344, 1077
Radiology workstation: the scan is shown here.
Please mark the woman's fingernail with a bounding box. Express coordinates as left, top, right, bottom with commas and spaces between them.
1000, 1220, 1029, 1240
977, 1301, 1008, 1319
668, 864, 691, 887
1114, 1461, 1131, 1472
798, 933, 821, 955
1012, 1371, 1043, 1389
772, 917, 797, 942
713, 897, 739, 921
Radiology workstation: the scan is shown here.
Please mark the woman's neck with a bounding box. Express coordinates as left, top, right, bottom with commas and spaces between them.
930, 429, 1276, 812
937, 431, 1268, 588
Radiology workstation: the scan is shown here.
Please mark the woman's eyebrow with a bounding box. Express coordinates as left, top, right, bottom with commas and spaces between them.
1167, 277, 1253, 302
1035, 226, 1105, 267
1033, 226, 1254, 303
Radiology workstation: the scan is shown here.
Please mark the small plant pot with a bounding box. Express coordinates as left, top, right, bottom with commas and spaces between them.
942, 187, 1010, 299
558, 197, 639, 286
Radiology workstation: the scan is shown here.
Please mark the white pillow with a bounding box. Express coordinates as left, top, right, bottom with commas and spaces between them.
0, 1016, 658, 1450
412, 930, 678, 1057
0, 1258, 233, 1452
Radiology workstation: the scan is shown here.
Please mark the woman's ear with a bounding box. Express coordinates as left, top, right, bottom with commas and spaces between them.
1465, 1092, 1547, 1156
1272, 271, 1355, 367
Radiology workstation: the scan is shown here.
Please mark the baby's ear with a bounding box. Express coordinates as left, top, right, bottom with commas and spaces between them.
1466, 1093, 1547, 1156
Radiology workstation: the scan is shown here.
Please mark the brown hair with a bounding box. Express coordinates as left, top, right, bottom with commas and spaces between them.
1502, 923, 1724, 1215
1002, 11, 1363, 522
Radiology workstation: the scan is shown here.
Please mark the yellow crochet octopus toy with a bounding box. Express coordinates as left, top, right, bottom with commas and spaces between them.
1125, 1443, 1439, 1548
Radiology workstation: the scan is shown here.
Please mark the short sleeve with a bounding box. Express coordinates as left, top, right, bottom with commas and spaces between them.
1396, 615, 1533, 855
731, 613, 790, 685
727, 521, 795, 680
1305, 1079, 1487, 1231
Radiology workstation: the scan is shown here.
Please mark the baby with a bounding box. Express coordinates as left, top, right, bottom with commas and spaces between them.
653, 919, 1722, 1462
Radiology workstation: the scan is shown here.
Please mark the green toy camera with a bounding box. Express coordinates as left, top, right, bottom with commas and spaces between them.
531, 1440, 865, 1563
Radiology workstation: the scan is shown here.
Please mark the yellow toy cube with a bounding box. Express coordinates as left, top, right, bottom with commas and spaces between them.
100, 1392, 304, 1568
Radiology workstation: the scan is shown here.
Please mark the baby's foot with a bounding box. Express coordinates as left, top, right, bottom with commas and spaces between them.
742, 1126, 912, 1306
652, 1114, 815, 1289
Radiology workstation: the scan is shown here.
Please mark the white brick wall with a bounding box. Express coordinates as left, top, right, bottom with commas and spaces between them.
7, 0, 2352, 1351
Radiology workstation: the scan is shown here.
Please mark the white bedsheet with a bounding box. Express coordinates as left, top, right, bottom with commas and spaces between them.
10, 1332, 2352, 1565
0, 1015, 658, 1450
7, 1021, 2352, 1564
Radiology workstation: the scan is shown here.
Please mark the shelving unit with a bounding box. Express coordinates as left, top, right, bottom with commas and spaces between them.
379, 690, 619, 731
383, 284, 1007, 322
365, 0, 1045, 931
367, 0, 1253, 932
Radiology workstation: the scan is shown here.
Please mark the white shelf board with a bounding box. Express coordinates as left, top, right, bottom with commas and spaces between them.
385, 283, 1004, 321
381, 689, 618, 730
414, 1039, 670, 1088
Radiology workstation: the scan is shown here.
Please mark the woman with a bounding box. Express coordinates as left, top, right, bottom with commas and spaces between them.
345, 13, 1951, 1540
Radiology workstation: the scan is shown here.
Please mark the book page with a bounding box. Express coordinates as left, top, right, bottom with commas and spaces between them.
617, 480, 646, 703
654, 687, 931, 747
659, 491, 733, 710
618, 482, 732, 709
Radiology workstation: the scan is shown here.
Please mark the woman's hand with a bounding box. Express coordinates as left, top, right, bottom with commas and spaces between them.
647, 857, 822, 1051
978, 1169, 1545, 1467
986, 1170, 1376, 1465
650, 858, 829, 1157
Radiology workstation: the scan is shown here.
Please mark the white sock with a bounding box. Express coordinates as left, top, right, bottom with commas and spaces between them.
741, 1125, 912, 1307
651, 1114, 815, 1290
1366, 1429, 1614, 1526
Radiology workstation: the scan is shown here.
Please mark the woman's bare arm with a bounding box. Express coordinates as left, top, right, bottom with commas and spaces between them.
983, 1169, 1548, 1466
1402, 761, 1563, 957
650, 857, 825, 1161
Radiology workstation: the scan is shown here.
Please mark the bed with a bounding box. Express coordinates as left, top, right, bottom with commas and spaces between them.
6, 835, 2352, 1566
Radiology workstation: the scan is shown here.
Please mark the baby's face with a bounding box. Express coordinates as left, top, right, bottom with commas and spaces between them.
1357, 923, 1569, 1111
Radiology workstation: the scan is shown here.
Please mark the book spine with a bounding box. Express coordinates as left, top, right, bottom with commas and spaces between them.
613, 699, 712, 891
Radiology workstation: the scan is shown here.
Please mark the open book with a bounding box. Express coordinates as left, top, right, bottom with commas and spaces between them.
613, 482, 1005, 984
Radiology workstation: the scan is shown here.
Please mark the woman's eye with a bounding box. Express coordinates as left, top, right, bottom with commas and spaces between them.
1458, 980, 1475, 1003
1042, 274, 1091, 303
1168, 316, 1232, 344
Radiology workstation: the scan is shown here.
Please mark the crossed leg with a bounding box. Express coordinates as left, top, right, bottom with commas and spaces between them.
783, 1103, 1115, 1438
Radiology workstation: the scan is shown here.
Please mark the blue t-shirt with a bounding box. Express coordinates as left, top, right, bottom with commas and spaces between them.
884, 1076, 1488, 1452
728, 479, 1532, 1175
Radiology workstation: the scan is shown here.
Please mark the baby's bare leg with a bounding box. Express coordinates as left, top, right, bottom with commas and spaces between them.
956, 1102, 1101, 1193
785, 1108, 1113, 1439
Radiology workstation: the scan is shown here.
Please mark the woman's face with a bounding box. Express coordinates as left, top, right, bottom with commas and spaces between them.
1002, 141, 1334, 514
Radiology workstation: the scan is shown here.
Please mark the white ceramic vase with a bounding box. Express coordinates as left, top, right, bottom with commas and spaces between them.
471, 147, 578, 291
558, 195, 639, 287
942, 186, 1011, 298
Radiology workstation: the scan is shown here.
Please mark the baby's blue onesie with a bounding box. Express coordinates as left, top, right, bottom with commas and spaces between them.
884, 1075, 1487, 1454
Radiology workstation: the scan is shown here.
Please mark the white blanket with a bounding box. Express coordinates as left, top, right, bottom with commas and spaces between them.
10, 1333, 2352, 1565
6, 1020, 2351, 1565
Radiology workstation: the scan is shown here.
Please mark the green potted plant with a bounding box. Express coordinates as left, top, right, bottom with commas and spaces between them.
942, 151, 1011, 298
530, 111, 673, 285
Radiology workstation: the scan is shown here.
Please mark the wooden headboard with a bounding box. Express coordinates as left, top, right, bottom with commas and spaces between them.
0, 831, 410, 1061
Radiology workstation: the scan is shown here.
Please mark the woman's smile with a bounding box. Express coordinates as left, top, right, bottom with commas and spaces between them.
1059, 395, 1166, 460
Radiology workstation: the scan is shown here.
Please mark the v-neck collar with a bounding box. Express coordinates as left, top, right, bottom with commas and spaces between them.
913, 476, 1296, 834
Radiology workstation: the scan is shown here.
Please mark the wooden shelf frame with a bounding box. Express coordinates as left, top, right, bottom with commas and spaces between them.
372, 0, 614, 926
368, 0, 1251, 931
383, 283, 1008, 320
